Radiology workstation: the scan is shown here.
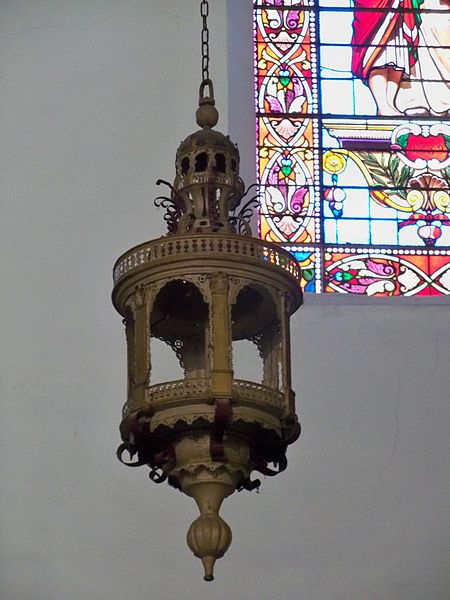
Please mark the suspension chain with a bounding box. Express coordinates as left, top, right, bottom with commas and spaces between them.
200, 0, 210, 82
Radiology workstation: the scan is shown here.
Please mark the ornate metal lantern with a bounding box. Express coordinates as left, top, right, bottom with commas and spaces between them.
112, 3, 303, 582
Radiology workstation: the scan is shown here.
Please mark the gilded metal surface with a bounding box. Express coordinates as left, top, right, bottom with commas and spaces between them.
113, 233, 302, 286
113, 74, 303, 582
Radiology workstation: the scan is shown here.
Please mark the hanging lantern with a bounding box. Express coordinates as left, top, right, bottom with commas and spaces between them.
112, 1, 303, 581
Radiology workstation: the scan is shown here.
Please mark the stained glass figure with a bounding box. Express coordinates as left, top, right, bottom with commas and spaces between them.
254, 0, 450, 295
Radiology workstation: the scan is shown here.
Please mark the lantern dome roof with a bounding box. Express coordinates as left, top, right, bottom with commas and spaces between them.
176, 126, 239, 162
157, 79, 246, 235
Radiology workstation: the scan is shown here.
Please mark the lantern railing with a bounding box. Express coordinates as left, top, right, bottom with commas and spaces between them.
113, 233, 301, 285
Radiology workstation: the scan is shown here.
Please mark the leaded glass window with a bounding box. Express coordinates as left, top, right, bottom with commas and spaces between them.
254, 0, 450, 296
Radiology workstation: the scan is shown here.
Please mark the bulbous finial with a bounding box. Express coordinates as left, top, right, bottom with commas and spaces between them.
182, 473, 238, 581
187, 513, 232, 581
196, 78, 219, 128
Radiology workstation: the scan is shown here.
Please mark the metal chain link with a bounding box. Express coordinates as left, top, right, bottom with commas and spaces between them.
200, 0, 210, 82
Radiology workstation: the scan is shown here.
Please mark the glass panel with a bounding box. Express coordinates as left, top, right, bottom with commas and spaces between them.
254, 0, 450, 296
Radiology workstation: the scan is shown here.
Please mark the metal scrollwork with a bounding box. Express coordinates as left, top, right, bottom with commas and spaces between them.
237, 476, 261, 493
229, 183, 259, 236
149, 466, 167, 484
281, 412, 301, 444
154, 179, 188, 234
116, 441, 146, 467
117, 409, 176, 484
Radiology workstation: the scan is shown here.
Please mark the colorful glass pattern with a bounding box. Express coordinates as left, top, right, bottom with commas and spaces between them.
254, 0, 450, 296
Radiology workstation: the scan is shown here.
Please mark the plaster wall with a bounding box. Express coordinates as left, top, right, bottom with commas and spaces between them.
1, 2, 449, 599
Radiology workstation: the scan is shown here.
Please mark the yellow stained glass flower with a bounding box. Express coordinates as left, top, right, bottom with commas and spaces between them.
323, 151, 347, 175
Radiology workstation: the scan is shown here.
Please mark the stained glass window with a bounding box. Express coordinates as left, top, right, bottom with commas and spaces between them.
254, 0, 450, 296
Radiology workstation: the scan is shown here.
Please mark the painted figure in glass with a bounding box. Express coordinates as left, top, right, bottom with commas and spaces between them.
351, 0, 450, 116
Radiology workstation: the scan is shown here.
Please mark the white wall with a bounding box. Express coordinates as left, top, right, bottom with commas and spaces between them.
1, 2, 449, 600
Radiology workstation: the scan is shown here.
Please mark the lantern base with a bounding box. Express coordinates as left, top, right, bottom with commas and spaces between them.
171, 434, 249, 580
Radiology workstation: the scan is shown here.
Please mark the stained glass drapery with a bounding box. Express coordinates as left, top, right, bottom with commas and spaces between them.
254, 0, 450, 296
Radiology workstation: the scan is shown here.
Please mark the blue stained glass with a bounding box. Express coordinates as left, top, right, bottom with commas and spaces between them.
292, 251, 314, 262
304, 279, 316, 293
